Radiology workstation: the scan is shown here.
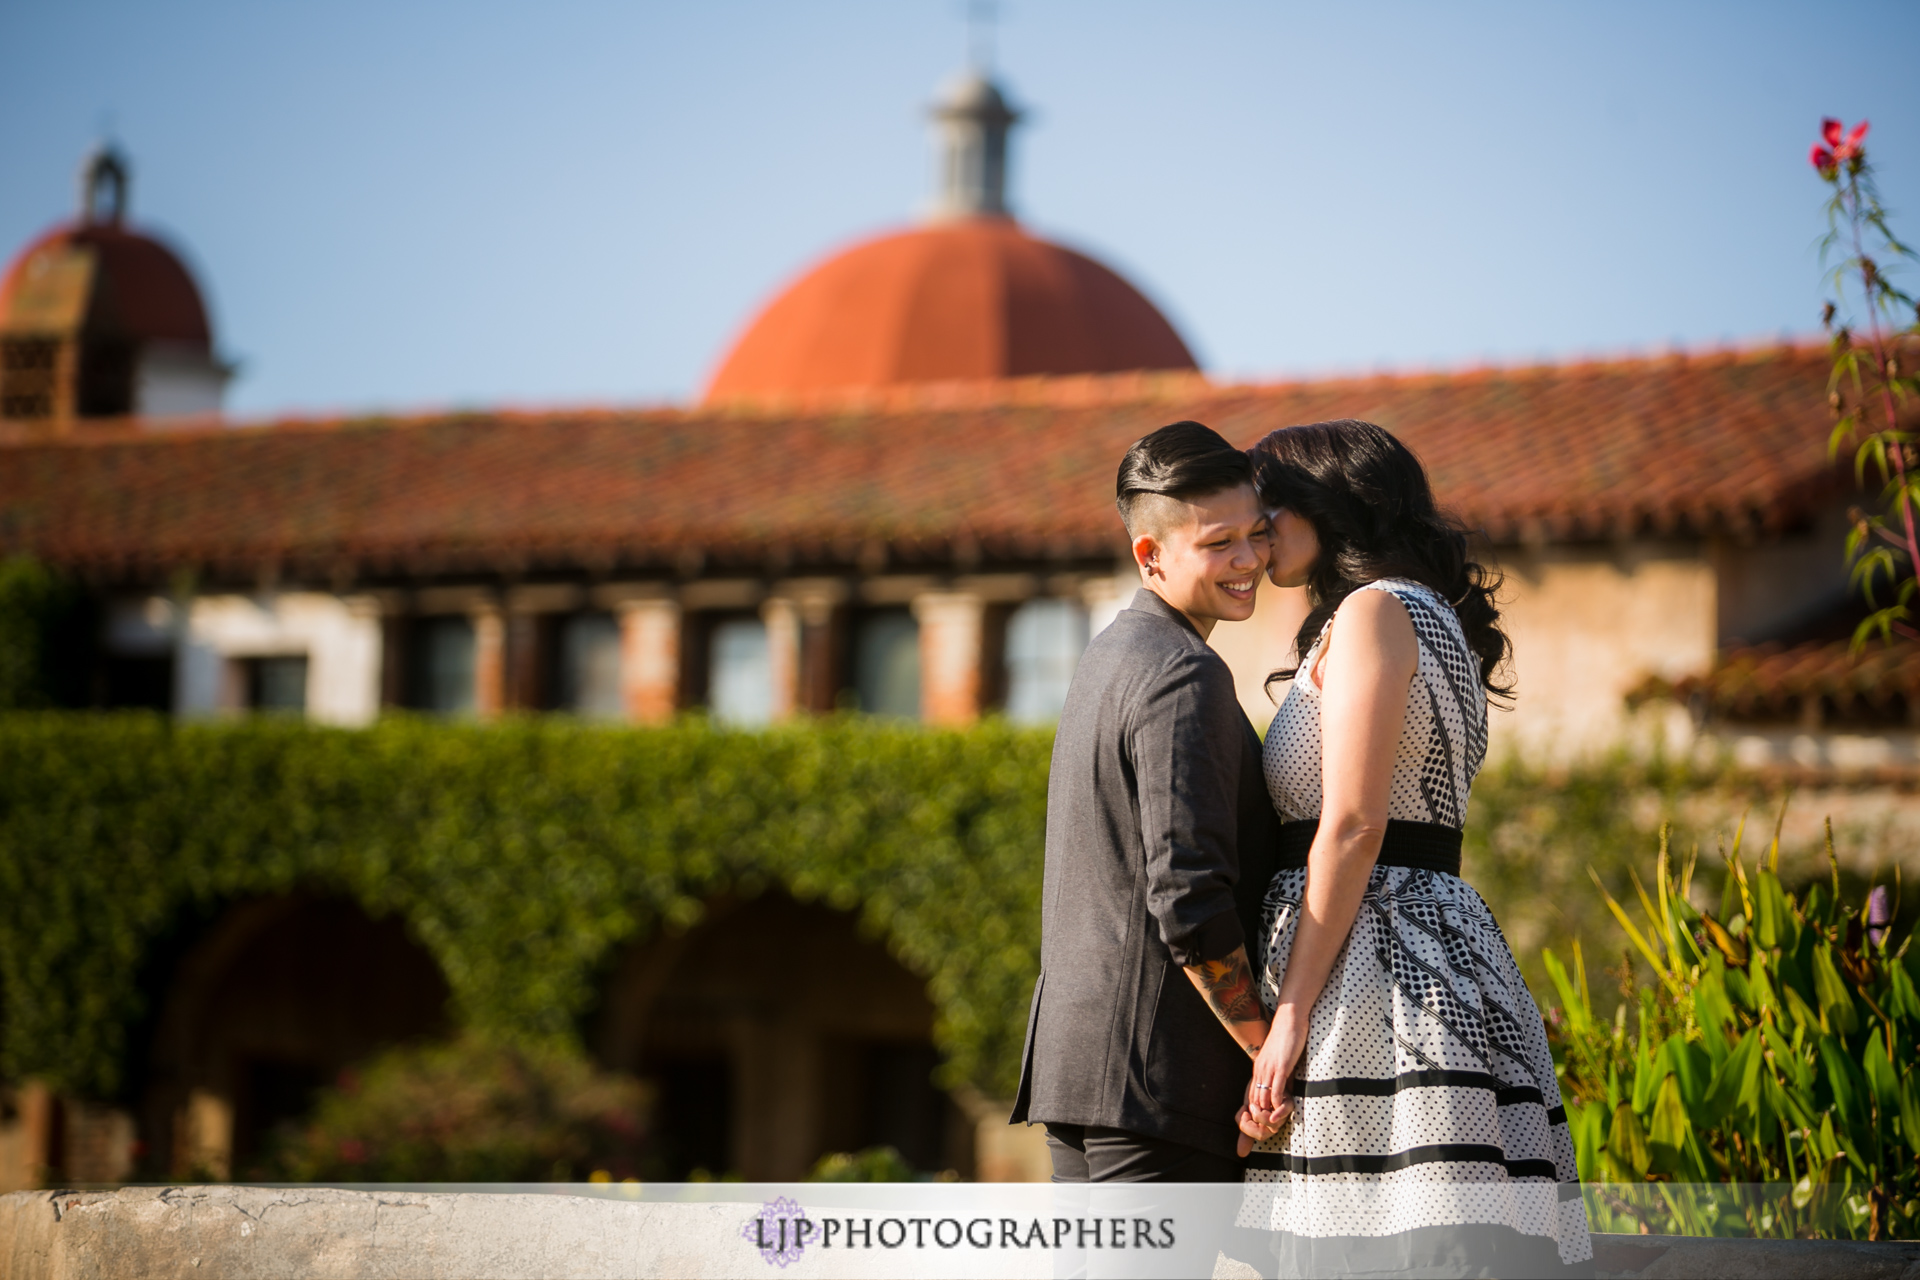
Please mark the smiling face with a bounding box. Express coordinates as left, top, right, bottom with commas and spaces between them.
1264, 506, 1321, 589
1130, 483, 1270, 637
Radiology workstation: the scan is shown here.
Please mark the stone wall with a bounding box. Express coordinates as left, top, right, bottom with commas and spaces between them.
5, 1187, 1917, 1279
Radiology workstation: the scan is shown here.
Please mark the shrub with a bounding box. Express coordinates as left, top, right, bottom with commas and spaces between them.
1541, 819, 1919, 1240
262, 1033, 653, 1183
805, 1146, 920, 1182
0, 557, 87, 709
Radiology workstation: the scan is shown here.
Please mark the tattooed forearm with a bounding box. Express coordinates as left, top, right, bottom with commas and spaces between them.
1183, 945, 1268, 1053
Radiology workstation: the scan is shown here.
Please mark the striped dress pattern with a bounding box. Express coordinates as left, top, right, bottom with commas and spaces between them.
1240, 579, 1593, 1275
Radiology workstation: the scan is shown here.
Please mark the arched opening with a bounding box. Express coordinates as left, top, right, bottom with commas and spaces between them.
594, 895, 970, 1180
139, 895, 451, 1178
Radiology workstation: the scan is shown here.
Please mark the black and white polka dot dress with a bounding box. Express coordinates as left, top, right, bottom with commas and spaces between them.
1240, 579, 1592, 1276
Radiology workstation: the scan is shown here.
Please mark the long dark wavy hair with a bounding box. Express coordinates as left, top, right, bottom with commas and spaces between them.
1251, 419, 1512, 700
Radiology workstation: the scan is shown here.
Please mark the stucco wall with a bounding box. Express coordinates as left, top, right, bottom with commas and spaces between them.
1714, 503, 1851, 645
173, 592, 383, 725
1206, 543, 1723, 761
1483, 543, 1716, 759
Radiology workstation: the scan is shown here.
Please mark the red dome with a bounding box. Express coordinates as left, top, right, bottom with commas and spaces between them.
0, 222, 212, 348
704, 217, 1196, 403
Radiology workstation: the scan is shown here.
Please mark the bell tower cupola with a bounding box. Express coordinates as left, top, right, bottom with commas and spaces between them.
0, 144, 231, 429
930, 71, 1021, 219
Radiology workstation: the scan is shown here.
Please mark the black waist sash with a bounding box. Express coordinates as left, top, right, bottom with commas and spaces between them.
1275, 818, 1463, 876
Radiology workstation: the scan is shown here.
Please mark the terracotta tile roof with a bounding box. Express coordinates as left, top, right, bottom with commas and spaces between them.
1631, 636, 1920, 726
703, 219, 1196, 401
0, 344, 1849, 581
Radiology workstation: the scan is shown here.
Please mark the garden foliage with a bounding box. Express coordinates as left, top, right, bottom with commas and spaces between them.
0, 557, 87, 710
263, 1032, 653, 1183
1542, 817, 1918, 1240
0, 713, 1048, 1100
3, 713, 1913, 1221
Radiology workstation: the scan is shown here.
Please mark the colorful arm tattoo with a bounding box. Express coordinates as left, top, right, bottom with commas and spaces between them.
1185, 946, 1266, 1055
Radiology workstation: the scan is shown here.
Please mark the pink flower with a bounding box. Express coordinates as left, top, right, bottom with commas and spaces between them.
1836, 120, 1869, 160
1812, 119, 1869, 173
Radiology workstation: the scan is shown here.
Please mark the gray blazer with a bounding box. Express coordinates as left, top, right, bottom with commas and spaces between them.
1009, 588, 1279, 1157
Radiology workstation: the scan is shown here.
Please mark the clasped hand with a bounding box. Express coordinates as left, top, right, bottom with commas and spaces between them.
1235, 1004, 1307, 1158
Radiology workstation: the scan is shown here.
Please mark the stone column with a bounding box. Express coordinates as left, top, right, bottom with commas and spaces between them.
177, 1088, 233, 1181
173, 590, 224, 720
378, 612, 408, 710
502, 612, 542, 711
732, 1019, 822, 1181
470, 603, 505, 719
913, 591, 986, 725
773, 580, 849, 714
618, 598, 682, 724
761, 597, 802, 721
0, 1081, 56, 1192
327, 595, 387, 726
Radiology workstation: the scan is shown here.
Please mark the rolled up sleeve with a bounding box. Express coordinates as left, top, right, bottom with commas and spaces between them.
1130, 650, 1246, 967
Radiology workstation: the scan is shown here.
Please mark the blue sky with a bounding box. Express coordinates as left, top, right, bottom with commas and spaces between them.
3, 1, 1916, 419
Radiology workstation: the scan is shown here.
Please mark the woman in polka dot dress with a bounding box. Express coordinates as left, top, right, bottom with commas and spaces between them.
1232, 420, 1592, 1277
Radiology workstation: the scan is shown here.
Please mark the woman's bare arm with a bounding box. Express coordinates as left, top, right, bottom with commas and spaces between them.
1239, 588, 1417, 1147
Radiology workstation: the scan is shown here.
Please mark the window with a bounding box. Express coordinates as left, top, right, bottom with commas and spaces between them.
245, 655, 308, 714
557, 612, 623, 718
854, 609, 920, 718
709, 617, 772, 726
76, 337, 135, 417
0, 338, 59, 420
1004, 598, 1088, 723
408, 616, 475, 714
104, 653, 174, 711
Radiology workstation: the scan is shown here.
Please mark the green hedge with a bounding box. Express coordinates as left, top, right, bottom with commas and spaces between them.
0, 714, 1050, 1100
0, 558, 89, 710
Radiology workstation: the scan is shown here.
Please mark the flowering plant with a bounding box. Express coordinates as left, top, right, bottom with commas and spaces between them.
1814, 118, 1920, 646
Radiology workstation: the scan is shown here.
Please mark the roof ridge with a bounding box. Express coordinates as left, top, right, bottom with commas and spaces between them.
0, 335, 1834, 446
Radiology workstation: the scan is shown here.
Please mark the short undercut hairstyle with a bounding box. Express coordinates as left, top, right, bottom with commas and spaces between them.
1116, 420, 1254, 538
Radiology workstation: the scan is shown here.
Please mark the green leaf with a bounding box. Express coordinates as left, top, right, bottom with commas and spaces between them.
1566, 1100, 1606, 1183
1762, 1017, 1811, 1092
1748, 950, 1780, 1017
1692, 967, 1733, 1063
1631, 1020, 1667, 1114
1762, 1064, 1813, 1137
1723, 964, 1754, 1012
1665, 1033, 1713, 1112
1819, 1034, 1868, 1133
1542, 946, 1590, 1035
1784, 983, 1821, 1033
1701, 1029, 1762, 1127
1811, 944, 1860, 1037
1900, 1069, 1920, 1153
1753, 871, 1787, 949
1888, 956, 1920, 1023
1864, 1033, 1899, 1119
1647, 1074, 1693, 1177
1608, 1102, 1651, 1180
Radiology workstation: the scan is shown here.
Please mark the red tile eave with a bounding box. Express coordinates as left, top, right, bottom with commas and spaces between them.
0, 343, 1854, 577
1651, 635, 1920, 718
